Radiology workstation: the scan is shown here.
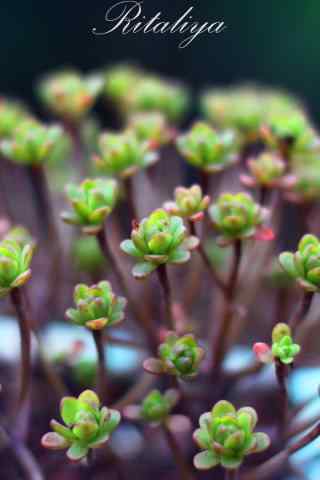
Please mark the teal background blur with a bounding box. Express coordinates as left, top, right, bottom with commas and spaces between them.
0, 0, 319, 119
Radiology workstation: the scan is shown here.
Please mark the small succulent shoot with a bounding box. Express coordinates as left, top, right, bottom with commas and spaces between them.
126, 112, 171, 148
193, 400, 270, 471
0, 236, 34, 297
272, 323, 301, 365
253, 323, 301, 365
0, 98, 30, 139
120, 208, 199, 279
285, 165, 320, 203
0, 119, 63, 166
38, 70, 103, 122
143, 332, 205, 378
263, 110, 309, 146
61, 178, 119, 235
41, 390, 121, 461
209, 192, 268, 245
279, 234, 320, 292
66, 281, 126, 331
163, 184, 210, 222
94, 130, 158, 178
176, 122, 237, 173
3, 225, 35, 248
240, 152, 287, 189
126, 76, 189, 123
103, 64, 142, 104
124, 389, 179, 426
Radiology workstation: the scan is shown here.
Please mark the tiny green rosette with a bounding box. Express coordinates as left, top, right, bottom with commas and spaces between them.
193, 400, 270, 471
0, 236, 34, 297
164, 184, 210, 222
41, 390, 121, 461
271, 323, 300, 364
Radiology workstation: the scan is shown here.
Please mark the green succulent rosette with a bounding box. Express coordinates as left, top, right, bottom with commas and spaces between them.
164, 184, 210, 222
61, 178, 119, 234
126, 76, 189, 123
94, 130, 158, 178
193, 400, 270, 471
176, 122, 237, 173
127, 112, 171, 147
0, 119, 63, 166
103, 64, 142, 104
38, 70, 103, 122
209, 193, 267, 244
140, 389, 179, 424
120, 209, 199, 278
144, 332, 205, 378
279, 234, 320, 292
241, 152, 286, 189
271, 323, 300, 365
0, 98, 29, 139
41, 390, 121, 461
0, 237, 34, 297
66, 281, 126, 331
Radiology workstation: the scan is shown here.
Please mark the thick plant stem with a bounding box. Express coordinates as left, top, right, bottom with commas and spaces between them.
225, 470, 239, 480
275, 360, 289, 437
211, 240, 242, 374
189, 220, 227, 293
10, 288, 32, 411
157, 264, 175, 330
199, 170, 210, 194
290, 291, 314, 333
123, 176, 138, 222
92, 330, 108, 401
162, 423, 194, 480
96, 227, 158, 352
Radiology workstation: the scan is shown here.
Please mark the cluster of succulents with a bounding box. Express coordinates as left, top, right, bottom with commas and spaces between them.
177, 122, 237, 173
94, 130, 158, 178
66, 281, 126, 331
41, 390, 121, 460
0, 236, 34, 297
120, 209, 199, 278
143, 332, 205, 378
163, 184, 210, 222
61, 178, 119, 234
193, 400, 270, 470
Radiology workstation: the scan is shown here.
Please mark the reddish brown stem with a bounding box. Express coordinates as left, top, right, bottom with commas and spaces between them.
123, 176, 138, 223
162, 423, 194, 480
275, 360, 289, 437
157, 264, 174, 330
92, 330, 108, 401
225, 470, 239, 480
289, 291, 314, 333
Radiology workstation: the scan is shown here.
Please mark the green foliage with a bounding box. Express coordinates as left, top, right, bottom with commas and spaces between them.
41, 390, 121, 461
140, 389, 179, 424
72, 236, 105, 275
177, 122, 237, 173
209, 192, 266, 244
127, 112, 170, 147
120, 208, 199, 278
144, 332, 205, 378
0, 98, 29, 138
94, 130, 158, 178
193, 400, 270, 471
271, 323, 300, 364
61, 178, 119, 234
0, 237, 34, 297
164, 184, 210, 221
66, 281, 126, 331
38, 70, 103, 122
0, 119, 63, 166
103, 64, 142, 103
279, 234, 320, 291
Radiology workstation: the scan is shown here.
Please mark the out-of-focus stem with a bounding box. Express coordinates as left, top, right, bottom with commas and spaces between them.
10, 288, 32, 412
123, 176, 138, 222
92, 330, 108, 401
162, 423, 194, 480
199, 170, 210, 195
275, 360, 289, 436
211, 240, 242, 374
157, 264, 174, 330
96, 226, 158, 352
225, 470, 239, 480
290, 291, 314, 333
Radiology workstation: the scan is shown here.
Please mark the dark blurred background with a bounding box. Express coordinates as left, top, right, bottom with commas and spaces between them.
0, 0, 319, 120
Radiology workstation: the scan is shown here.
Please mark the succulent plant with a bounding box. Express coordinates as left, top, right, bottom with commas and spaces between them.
126, 76, 189, 122
38, 70, 103, 122
264, 110, 309, 145
0, 119, 63, 166
41, 390, 121, 461
176, 122, 237, 173
61, 178, 119, 234
209, 192, 267, 244
94, 130, 158, 178
127, 112, 171, 148
240, 152, 287, 189
271, 323, 301, 364
0, 237, 34, 297
279, 234, 320, 292
193, 400, 270, 470
0, 98, 29, 138
124, 389, 179, 426
120, 209, 199, 278
103, 64, 142, 103
164, 185, 210, 222
143, 332, 205, 378
66, 281, 126, 331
